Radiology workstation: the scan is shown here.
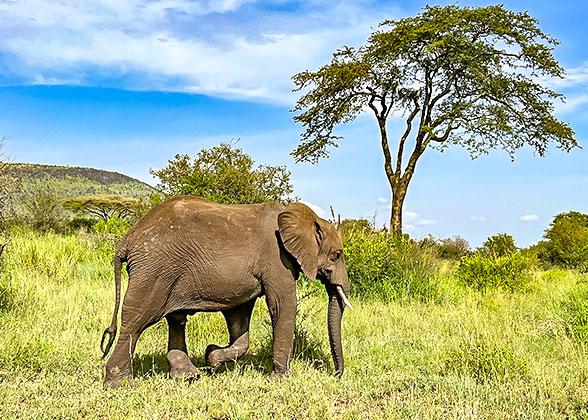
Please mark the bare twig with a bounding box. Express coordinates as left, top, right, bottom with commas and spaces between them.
0, 237, 12, 257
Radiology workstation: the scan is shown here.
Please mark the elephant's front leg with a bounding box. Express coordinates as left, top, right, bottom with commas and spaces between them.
166, 312, 199, 379
206, 299, 255, 371
265, 282, 297, 377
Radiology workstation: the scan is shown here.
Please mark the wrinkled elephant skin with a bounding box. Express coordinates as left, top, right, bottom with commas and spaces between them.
101, 196, 350, 388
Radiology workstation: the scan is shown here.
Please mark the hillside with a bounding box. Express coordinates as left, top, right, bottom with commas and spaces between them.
0, 163, 155, 203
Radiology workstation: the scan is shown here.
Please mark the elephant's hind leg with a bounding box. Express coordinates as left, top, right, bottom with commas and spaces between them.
104, 306, 155, 388
166, 311, 199, 379
206, 299, 255, 371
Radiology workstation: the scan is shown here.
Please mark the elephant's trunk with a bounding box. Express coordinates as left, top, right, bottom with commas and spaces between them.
327, 285, 345, 377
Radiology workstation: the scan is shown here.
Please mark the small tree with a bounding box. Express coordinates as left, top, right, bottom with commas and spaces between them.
62, 194, 142, 221
480, 233, 518, 257
150, 142, 295, 205
291, 4, 577, 237
541, 211, 588, 269
21, 186, 65, 232
0, 136, 18, 225
437, 236, 471, 260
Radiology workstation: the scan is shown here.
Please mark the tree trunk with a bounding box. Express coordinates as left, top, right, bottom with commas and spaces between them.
390, 184, 407, 238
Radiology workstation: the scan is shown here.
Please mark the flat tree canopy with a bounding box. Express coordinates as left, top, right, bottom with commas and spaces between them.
150, 142, 294, 205
291, 4, 577, 236
62, 194, 141, 221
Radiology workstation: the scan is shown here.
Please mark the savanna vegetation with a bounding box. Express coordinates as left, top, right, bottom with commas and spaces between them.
0, 217, 587, 419
291, 4, 577, 236
1, 4, 587, 419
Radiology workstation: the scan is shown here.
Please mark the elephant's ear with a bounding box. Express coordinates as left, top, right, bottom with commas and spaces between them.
278, 203, 321, 281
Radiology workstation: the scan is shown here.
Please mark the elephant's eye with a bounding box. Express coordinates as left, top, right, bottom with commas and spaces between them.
333, 250, 342, 261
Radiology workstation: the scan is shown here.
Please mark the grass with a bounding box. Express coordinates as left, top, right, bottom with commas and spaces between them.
0, 229, 587, 419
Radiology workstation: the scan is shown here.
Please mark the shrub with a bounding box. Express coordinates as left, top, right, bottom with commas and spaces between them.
436, 235, 471, 260
92, 216, 132, 237
20, 186, 65, 233
561, 282, 588, 343
539, 211, 588, 270
343, 231, 439, 301
480, 233, 518, 257
456, 251, 532, 292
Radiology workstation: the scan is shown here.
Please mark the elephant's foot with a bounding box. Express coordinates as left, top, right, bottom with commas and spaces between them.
104, 365, 135, 389
205, 344, 224, 371
167, 349, 200, 379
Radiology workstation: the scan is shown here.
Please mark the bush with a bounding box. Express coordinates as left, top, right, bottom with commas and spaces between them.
456, 251, 532, 292
561, 282, 588, 343
92, 216, 132, 237
538, 212, 588, 271
343, 231, 439, 301
20, 186, 65, 233
435, 235, 471, 260
480, 233, 518, 257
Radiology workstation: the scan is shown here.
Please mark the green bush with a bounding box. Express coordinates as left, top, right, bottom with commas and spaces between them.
539, 211, 588, 270
480, 233, 518, 257
561, 282, 588, 343
456, 251, 532, 292
92, 216, 131, 237
435, 235, 471, 260
343, 231, 439, 301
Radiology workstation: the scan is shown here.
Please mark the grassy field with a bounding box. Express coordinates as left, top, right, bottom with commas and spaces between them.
0, 230, 587, 419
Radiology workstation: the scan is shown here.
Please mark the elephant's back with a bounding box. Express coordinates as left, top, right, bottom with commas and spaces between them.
117, 195, 284, 262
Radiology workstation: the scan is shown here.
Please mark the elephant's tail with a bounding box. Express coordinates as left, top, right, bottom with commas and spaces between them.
100, 252, 125, 358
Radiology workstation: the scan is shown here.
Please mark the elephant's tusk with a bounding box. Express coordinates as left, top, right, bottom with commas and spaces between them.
336, 286, 353, 311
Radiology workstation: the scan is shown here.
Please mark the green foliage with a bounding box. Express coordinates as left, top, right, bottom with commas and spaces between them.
480, 233, 518, 257
434, 235, 471, 260
561, 282, 588, 343
20, 186, 65, 233
338, 218, 373, 237
343, 231, 439, 301
0, 163, 154, 217
92, 216, 132, 237
150, 142, 294, 205
456, 251, 533, 292
292, 4, 576, 236
62, 194, 142, 221
292, 4, 576, 164
539, 211, 588, 270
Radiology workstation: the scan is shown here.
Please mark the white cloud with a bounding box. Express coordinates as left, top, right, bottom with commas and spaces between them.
415, 219, 437, 226
377, 197, 388, 203
0, 0, 397, 103
404, 211, 419, 219
470, 216, 486, 222
404, 224, 417, 230
301, 201, 326, 218
520, 214, 540, 222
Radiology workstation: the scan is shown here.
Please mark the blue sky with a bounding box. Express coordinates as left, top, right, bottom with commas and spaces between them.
1, 0, 587, 247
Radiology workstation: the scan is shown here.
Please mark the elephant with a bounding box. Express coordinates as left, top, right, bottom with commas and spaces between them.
100, 196, 352, 388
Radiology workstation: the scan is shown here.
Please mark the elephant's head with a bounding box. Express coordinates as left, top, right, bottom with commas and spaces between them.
278, 203, 351, 377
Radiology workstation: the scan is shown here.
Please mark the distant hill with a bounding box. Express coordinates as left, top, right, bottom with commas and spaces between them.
1, 163, 155, 204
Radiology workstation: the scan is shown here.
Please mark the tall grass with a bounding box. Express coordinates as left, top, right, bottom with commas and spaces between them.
343, 231, 440, 301
0, 230, 587, 419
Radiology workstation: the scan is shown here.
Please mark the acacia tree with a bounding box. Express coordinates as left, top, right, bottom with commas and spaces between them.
62, 194, 141, 221
291, 4, 577, 236
150, 142, 294, 205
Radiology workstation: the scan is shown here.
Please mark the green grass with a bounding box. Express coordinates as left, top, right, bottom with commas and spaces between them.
0, 230, 587, 419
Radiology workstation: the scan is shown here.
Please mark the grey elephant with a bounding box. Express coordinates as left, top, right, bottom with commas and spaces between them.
101, 196, 352, 388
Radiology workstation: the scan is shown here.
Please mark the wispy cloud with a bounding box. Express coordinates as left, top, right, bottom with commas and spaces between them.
470, 215, 486, 222
0, 0, 400, 103
520, 214, 540, 222
377, 197, 388, 203
415, 219, 437, 226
